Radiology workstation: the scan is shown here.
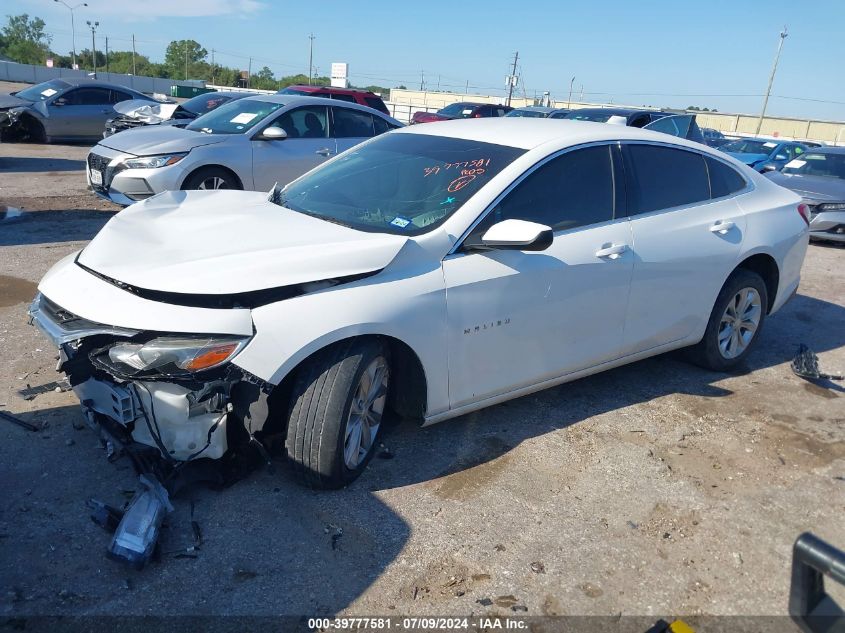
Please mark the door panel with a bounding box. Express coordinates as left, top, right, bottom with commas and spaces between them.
52, 88, 114, 138
442, 221, 634, 408
251, 105, 336, 189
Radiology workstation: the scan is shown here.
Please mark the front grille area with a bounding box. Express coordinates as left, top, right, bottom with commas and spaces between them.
87, 153, 125, 191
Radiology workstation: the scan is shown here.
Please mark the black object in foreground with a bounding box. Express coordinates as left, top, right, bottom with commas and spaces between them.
791, 344, 844, 381
790, 532, 845, 633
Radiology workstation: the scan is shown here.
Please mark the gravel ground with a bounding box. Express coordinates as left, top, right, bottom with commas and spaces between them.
0, 138, 843, 621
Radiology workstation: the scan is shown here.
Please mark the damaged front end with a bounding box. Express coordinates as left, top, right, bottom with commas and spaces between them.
29, 291, 272, 566
29, 292, 271, 471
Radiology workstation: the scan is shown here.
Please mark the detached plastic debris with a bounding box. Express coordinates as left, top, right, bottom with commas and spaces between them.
108, 474, 173, 569
791, 344, 844, 381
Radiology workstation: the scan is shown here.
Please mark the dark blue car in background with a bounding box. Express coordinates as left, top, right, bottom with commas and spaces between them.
720, 138, 808, 172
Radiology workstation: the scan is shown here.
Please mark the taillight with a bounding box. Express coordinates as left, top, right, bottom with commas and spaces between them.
473, 113, 482, 118
797, 203, 810, 226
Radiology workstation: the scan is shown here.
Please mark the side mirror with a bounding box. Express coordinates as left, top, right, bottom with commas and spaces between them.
774, 154, 788, 161
761, 163, 779, 173
257, 126, 287, 141
474, 219, 553, 251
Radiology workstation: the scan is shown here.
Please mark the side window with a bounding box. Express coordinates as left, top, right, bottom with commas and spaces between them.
372, 115, 391, 136
63, 88, 112, 105
624, 144, 710, 215
331, 93, 356, 103
110, 90, 132, 104
332, 107, 375, 138
706, 157, 747, 198
473, 145, 616, 235
272, 106, 328, 139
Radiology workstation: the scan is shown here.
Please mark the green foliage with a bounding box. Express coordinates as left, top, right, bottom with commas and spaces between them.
1, 14, 52, 64
164, 39, 208, 79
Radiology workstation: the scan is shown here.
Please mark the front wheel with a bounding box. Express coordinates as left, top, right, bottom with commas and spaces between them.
285, 339, 390, 489
182, 167, 241, 191
687, 269, 768, 371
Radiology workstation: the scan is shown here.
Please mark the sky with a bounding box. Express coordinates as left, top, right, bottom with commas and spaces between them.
9, 0, 845, 121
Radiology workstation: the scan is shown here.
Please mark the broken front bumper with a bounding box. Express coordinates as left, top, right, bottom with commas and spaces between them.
28, 291, 267, 464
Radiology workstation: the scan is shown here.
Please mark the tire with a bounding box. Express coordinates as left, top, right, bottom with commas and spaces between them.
285, 339, 391, 489
687, 269, 768, 371
182, 167, 241, 191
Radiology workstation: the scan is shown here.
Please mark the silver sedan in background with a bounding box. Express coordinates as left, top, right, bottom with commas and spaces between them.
86, 95, 403, 205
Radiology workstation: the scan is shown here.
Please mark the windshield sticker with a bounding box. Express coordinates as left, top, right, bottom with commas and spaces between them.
230, 112, 258, 124
462, 109, 473, 115
785, 159, 806, 169
390, 216, 411, 228
763, 142, 777, 148
41, 88, 58, 97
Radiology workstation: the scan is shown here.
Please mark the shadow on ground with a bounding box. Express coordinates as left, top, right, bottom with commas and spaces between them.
0, 209, 115, 247
0, 156, 86, 173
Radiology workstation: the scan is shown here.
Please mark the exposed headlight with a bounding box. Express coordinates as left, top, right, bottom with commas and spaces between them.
107, 335, 249, 375
123, 153, 187, 169
819, 203, 845, 211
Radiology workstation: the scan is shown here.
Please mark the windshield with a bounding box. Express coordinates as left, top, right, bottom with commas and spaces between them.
185, 98, 283, 134
721, 139, 777, 155
177, 93, 236, 117
781, 153, 845, 180
564, 111, 613, 123
15, 79, 69, 102
438, 103, 478, 118
274, 133, 526, 235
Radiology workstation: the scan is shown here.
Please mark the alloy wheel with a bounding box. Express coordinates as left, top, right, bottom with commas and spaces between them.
717, 287, 762, 359
343, 356, 389, 469
197, 176, 229, 190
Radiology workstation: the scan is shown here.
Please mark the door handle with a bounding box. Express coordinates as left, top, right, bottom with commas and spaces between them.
595, 243, 629, 259
315, 148, 333, 156
709, 220, 736, 234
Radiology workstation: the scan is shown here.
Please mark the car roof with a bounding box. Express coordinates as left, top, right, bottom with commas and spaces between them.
237, 93, 401, 123
281, 84, 379, 96
513, 106, 557, 112
803, 146, 845, 155
392, 117, 720, 152
51, 78, 145, 93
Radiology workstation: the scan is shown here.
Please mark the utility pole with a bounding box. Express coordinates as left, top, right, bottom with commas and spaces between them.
131, 34, 136, 75
248, 57, 252, 88
211, 49, 215, 85
579, 84, 583, 102
185, 41, 189, 80
54, 1, 88, 69
86, 20, 98, 77
465, 80, 469, 95
567, 76, 575, 108
104, 36, 109, 74
755, 26, 788, 135
420, 70, 425, 91
506, 51, 518, 107
308, 33, 315, 84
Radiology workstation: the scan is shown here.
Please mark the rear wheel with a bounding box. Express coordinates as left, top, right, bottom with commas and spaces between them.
687, 269, 768, 371
182, 167, 241, 191
285, 339, 390, 489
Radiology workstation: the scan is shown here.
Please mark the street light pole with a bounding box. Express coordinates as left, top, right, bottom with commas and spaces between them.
567, 76, 575, 108
308, 34, 315, 85
755, 26, 788, 136
86, 20, 99, 78
54, 0, 88, 69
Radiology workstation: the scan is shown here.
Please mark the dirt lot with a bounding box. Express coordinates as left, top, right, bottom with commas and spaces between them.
0, 139, 843, 622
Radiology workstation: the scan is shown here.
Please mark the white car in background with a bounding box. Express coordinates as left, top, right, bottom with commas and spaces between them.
32, 119, 808, 490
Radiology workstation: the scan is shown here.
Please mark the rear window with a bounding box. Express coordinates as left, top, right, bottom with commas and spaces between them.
706, 157, 747, 197
365, 96, 389, 114
624, 144, 710, 214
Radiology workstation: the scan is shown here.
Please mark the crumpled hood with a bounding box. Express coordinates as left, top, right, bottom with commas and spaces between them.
77, 190, 408, 295
0, 93, 32, 109
765, 172, 845, 203
725, 152, 768, 166
97, 124, 228, 155
112, 99, 179, 123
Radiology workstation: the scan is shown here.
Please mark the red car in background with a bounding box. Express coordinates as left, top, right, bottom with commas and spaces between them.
277, 85, 390, 115
411, 102, 513, 124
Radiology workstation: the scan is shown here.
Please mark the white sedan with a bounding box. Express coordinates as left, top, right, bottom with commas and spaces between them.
30, 119, 809, 489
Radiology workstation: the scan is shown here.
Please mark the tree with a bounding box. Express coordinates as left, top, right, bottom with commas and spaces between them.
0, 14, 52, 64
164, 39, 207, 79
252, 65, 276, 90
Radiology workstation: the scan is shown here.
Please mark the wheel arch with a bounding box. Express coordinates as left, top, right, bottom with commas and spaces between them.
263, 333, 429, 435
180, 164, 244, 190
734, 251, 779, 313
